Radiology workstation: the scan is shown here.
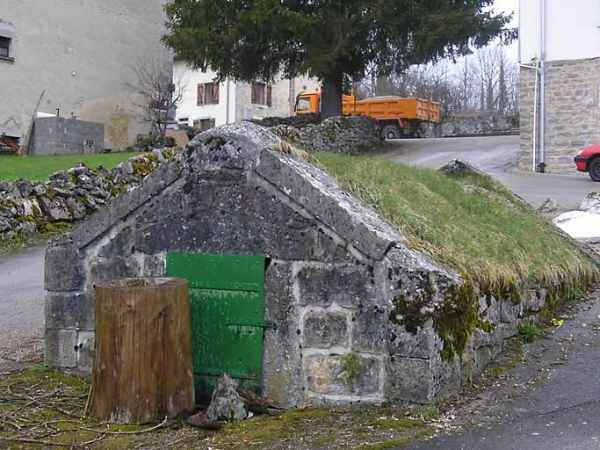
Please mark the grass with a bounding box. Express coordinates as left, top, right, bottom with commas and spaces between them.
314, 153, 598, 290
0, 153, 145, 182
518, 321, 541, 343
0, 225, 71, 258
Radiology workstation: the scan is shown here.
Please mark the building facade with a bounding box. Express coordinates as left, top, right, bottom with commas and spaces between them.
173, 59, 320, 130
520, 0, 600, 173
1, 1, 169, 150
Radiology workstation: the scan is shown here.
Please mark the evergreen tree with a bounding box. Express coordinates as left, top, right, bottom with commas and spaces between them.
164, 1, 514, 118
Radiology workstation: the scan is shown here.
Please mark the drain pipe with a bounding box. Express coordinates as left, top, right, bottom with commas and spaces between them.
225, 78, 231, 124
519, 58, 540, 172
539, 0, 547, 173
520, 61, 540, 172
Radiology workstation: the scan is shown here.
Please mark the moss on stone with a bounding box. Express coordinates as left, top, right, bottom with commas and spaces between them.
341, 352, 363, 390
389, 295, 429, 333
433, 282, 482, 362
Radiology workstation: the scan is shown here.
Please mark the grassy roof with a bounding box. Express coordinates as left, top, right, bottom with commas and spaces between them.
314, 153, 598, 290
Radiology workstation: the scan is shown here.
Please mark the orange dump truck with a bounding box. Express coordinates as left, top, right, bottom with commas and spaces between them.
295, 91, 441, 139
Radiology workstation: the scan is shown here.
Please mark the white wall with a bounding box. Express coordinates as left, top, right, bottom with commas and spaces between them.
176, 62, 321, 126
0, 0, 169, 149
173, 60, 237, 127
520, 0, 600, 62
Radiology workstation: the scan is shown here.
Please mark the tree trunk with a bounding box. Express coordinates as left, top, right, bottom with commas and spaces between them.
90, 278, 195, 424
321, 73, 343, 119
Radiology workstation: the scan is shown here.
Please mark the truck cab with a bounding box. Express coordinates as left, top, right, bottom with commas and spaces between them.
295, 91, 320, 115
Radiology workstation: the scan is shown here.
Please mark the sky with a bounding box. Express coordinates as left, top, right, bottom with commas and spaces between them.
494, 0, 520, 61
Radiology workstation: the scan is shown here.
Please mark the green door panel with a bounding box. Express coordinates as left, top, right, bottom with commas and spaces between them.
166, 253, 265, 401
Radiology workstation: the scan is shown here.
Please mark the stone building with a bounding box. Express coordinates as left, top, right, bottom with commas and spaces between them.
45, 122, 547, 407
0, 1, 169, 150
520, 0, 600, 173
173, 59, 320, 131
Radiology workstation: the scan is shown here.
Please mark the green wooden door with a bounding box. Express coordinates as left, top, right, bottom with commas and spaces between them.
166, 253, 265, 401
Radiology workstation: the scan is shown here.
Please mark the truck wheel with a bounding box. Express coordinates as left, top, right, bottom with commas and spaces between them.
382, 125, 401, 140
589, 158, 600, 182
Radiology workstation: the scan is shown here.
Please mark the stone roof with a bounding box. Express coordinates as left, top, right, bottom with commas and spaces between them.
71, 121, 405, 262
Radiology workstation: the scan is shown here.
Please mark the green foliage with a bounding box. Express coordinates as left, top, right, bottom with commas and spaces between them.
518, 321, 540, 343
164, 1, 515, 115
412, 405, 441, 422
341, 352, 363, 390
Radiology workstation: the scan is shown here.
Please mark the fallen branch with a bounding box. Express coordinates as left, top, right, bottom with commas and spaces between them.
82, 416, 169, 435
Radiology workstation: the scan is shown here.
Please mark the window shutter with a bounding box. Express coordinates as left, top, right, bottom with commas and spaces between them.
251, 84, 257, 104
267, 85, 273, 107
213, 83, 220, 104
197, 84, 205, 106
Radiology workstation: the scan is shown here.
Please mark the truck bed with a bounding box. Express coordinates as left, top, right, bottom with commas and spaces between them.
342, 96, 440, 123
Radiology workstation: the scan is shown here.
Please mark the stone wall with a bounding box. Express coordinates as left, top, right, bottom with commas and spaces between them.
251, 113, 321, 128
270, 116, 383, 154
44, 122, 557, 408
0, 149, 177, 242
520, 57, 600, 173
442, 114, 518, 137
32, 117, 104, 156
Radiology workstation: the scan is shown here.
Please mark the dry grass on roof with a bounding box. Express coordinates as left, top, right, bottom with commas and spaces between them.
314, 152, 598, 290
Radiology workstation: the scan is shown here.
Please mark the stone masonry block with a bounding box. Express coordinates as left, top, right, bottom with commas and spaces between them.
45, 291, 94, 330
303, 312, 348, 348
304, 353, 382, 397
89, 256, 141, 285
143, 253, 166, 277
295, 264, 375, 308
352, 307, 389, 353
75, 331, 95, 373
263, 260, 304, 408
44, 329, 77, 369
389, 325, 440, 359
386, 356, 433, 404
45, 239, 86, 292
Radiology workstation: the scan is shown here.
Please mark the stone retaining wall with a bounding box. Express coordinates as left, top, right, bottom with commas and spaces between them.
0, 149, 177, 242
520, 57, 600, 173
270, 116, 383, 153
442, 114, 518, 137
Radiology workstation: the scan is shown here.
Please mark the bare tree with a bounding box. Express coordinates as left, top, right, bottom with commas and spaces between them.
498, 56, 507, 115
127, 58, 186, 138
356, 43, 519, 119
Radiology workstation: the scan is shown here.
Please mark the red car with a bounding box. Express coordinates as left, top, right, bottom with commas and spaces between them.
575, 145, 600, 181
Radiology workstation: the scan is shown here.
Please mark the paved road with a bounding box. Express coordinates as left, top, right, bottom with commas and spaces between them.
404, 293, 600, 450
383, 136, 598, 211
0, 247, 45, 370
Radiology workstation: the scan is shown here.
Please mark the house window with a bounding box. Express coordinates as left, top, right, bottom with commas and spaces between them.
0, 37, 10, 59
193, 118, 216, 132
251, 83, 273, 107
197, 82, 220, 106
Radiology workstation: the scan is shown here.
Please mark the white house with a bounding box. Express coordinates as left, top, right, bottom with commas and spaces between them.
173, 58, 320, 131
519, 0, 600, 173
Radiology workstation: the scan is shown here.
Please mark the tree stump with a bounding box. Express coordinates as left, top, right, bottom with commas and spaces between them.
90, 278, 195, 424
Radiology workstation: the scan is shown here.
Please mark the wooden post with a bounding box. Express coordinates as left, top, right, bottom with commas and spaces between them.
90, 278, 195, 424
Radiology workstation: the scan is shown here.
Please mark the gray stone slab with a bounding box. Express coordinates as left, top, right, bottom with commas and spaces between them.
44, 239, 85, 292
254, 149, 403, 260
303, 312, 349, 349
45, 291, 94, 331
44, 328, 77, 369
